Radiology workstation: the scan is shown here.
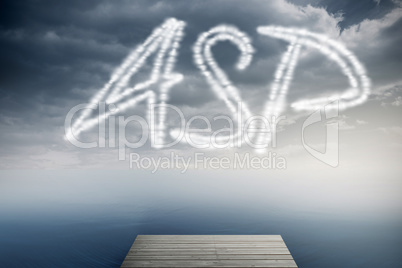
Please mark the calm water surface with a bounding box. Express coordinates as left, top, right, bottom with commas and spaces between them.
0, 170, 401, 267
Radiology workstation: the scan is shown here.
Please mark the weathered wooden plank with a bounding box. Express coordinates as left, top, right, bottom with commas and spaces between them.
124, 254, 295, 260
137, 235, 282, 238
130, 248, 290, 252
121, 235, 297, 267
134, 240, 285, 245
133, 240, 285, 244
121, 259, 297, 267
136, 235, 283, 241
131, 244, 287, 250
133, 241, 286, 248
128, 250, 291, 255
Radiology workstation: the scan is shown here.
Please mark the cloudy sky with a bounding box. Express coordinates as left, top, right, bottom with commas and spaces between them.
0, 0, 401, 172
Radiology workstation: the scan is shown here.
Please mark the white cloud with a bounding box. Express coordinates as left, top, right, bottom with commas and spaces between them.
392, 96, 402, 106
378, 126, 402, 135
356, 119, 368, 125
328, 115, 356, 130
338, 120, 356, 130
44, 31, 61, 42
340, 7, 402, 48
371, 84, 402, 106
0, 114, 21, 126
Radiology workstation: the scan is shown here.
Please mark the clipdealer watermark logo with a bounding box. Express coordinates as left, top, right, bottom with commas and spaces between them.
129, 152, 287, 174
64, 18, 370, 170
65, 100, 339, 170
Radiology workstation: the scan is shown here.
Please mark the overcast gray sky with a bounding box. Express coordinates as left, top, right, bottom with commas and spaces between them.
0, 0, 401, 173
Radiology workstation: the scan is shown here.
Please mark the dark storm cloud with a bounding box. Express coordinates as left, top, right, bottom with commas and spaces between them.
0, 0, 294, 126
1, 0, 399, 107
287, 0, 399, 29
0, 0, 401, 168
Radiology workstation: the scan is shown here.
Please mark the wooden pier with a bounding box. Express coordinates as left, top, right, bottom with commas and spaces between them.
121, 235, 297, 267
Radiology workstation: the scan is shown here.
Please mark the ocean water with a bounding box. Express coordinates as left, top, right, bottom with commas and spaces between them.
0, 170, 401, 267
